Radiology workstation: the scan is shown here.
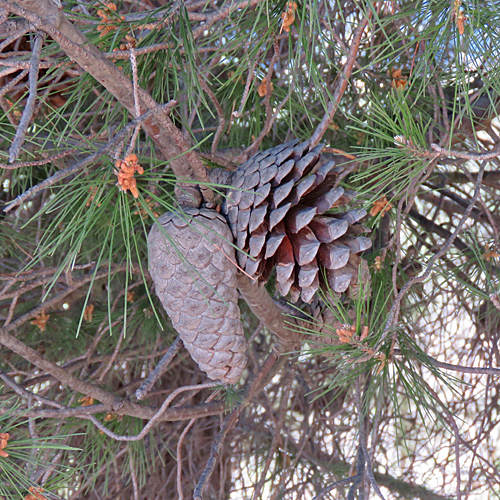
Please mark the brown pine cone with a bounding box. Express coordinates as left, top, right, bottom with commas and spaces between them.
222, 139, 371, 303
148, 208, 247, 384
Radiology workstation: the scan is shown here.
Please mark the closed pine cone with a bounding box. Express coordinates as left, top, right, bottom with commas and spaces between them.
222, 139, 371, 303
148, 208, 247, 384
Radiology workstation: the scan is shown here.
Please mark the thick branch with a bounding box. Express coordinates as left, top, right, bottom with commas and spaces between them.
236, 273, 301, 351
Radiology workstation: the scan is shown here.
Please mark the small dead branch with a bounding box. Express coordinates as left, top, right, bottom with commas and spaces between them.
136, 336, 183, 400
310, 12, 371, 146
8, 32, 45, 163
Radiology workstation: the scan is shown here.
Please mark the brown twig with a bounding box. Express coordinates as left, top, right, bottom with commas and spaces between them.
0, 399, 226, 422
236, 273, 301, 351
431, 143, 500, 160
406, 351, 500, 377
232, 58, 259, 119
125, 47, 142, 157
191, 0, 263, 40
135, 336, 183, 400
0, 0, 213, 203
252, 371, 292, 499
0, 26, 30, 52
240, 39, 281, 159
177, 389, 220, 500
129, 451, 140, 500
8, 32, 44, 163
0, 147, 79, 169
356, 378, 386, 500
198, 75, 225, 155
86, 382, 219, 441
310, 12, 371, 146
313, 476, 360, 500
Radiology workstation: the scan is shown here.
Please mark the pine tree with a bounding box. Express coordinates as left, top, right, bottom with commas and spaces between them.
0, 0, 500, 499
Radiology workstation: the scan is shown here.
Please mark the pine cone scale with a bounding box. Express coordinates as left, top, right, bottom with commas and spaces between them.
265, 228, 286, 259
291, 228, 321, 266
272, 179, 294, 208
287, 206, 317, 233
269, 203, 291, 231
248, 204, 268, 233
309, 217, 348, 243
318, 243, 350, 269
273, 160, 295, 185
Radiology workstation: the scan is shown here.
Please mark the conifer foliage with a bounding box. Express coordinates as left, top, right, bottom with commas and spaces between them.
1, 1, 500, 499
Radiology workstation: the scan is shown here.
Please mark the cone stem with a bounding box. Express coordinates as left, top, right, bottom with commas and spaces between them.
236, 274, 301, 350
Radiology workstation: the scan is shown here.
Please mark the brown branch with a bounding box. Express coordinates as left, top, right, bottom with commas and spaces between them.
236, 273, 301, 351
135, 336, 183, 400
191, 0, 263, 40
412, 352, 500, 377
407, 208, 470, 252
0, 320, 125, 410
240, 39, 281, 158
442, 170, 500, 185
0, 147, 79, 170
8, 31, 44, 163
86, 382, 219, 441
0, 24, 29, 51
431, 143, 500, 161
285, 435, 452, 500
310, 12, 371, 146
368, 162, 486, 357
0, 67, 27, 100
198, 75, 225, 155
0, 399, 226, 421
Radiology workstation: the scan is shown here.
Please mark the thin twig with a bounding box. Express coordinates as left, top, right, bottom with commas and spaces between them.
97, 323, 128, 382
177, 418, 197, 500
0, 27, 30, 52
129, 451, 140, 500
87, 382, 219, 441
3, 102, 177, 212
395, 350, 500, 377
313, 476, 359, 500
0, 147, 79, 170
135, 336, 183, 400
191, 0, 263, 40
8, 32, 44, 163
0, 68, 28, 100
232, 57, 259, 118
431, 143, 500, 160
310, 12, 371, 146
177, 389, 220, 500
240, 39, 281, 159
198, 75, 225, 155
125, 47, 141, 157
357, 378, 386, 500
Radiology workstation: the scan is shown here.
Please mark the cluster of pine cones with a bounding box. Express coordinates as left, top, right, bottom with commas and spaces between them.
148, 140, 371, 384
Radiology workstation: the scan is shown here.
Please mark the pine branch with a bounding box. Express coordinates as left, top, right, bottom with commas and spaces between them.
0, 0, 213, 203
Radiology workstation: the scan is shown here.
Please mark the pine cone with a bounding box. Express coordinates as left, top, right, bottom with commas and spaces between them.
148, 208, 247, 384
222, 139, 371, 303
